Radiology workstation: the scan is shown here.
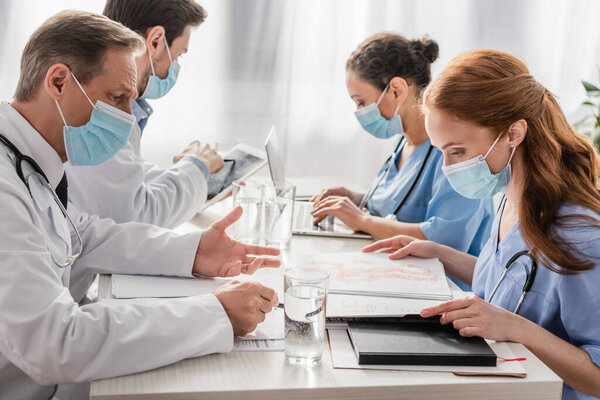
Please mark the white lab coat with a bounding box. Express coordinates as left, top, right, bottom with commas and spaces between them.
65, 122, 209, 302
64, 121, 208, 229
0, 102, 233, 400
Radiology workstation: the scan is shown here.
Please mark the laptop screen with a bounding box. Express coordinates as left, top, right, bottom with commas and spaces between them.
265, 126, 286, 183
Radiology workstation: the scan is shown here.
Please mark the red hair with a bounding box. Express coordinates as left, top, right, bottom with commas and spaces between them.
424, 49, 600, 274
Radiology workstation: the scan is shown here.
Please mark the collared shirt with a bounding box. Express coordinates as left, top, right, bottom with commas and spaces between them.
473, 199, 600, 400
131, 98, 153, 133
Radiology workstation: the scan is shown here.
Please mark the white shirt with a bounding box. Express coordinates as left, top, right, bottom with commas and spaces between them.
0, 102, 233, 400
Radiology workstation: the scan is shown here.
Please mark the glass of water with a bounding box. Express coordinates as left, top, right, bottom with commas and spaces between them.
230, 180, 263, 245
263, 181, 295, 248
284, 268, 329, 367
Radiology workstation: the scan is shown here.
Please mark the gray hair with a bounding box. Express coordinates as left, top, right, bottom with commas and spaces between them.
15, 10, 145, 102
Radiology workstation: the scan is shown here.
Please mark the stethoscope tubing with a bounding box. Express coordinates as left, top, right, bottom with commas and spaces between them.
0, 133, 82, 268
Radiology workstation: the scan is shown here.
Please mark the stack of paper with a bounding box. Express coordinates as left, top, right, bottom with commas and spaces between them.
111, 274, 229, 299
109, 274, 284, 350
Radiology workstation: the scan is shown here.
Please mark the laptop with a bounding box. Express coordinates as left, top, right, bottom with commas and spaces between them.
264, 126, 371, 239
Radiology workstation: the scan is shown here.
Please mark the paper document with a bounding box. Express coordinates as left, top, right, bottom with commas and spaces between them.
110, 274, 284, 348
297, 252, 452, 300
111, 274, 230, 299
233, 339, 284, 352
239, 308, 284, 340
328, 329, 526, 377
327, 293, 442, 318
327, 289, 470, 319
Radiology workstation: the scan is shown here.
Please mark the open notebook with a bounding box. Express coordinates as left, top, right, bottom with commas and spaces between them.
296, 252, 453, 301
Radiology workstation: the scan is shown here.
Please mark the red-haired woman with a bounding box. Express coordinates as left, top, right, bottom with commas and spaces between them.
364, 49, 600, 399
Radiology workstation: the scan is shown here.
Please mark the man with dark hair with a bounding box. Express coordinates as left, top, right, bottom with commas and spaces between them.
65, 0, 226, 303
0, 10, 279, 400
65, 0, 221, 233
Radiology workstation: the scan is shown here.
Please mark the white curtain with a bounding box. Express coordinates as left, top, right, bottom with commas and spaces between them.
1, 0, 599, 189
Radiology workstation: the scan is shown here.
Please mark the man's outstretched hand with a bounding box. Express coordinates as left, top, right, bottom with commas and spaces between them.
193, 206, 281, 277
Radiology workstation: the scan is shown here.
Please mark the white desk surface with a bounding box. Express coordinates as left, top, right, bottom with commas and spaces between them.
90, 178, 562, 400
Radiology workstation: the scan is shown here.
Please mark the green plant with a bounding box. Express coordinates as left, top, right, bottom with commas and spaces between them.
574, 74, 600, 153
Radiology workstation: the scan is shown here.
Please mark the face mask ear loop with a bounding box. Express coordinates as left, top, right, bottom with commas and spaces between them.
163, 35, 173, 64
483, 132, 505, 159
376, 83, 390, 106
506, 145, 517, 167
70, 73, 95, 108
147, 47, 157, 76
55, 100, 69, 130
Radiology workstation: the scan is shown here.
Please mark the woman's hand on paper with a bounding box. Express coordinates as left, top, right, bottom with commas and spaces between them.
420, 295, 523, 342
362, 235, 440, 260
310, 195, 368, 231
193, 206, 281, 277
213, 280, 279, 337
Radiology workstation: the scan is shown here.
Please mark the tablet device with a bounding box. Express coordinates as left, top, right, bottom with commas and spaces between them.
200, 143, 267, 211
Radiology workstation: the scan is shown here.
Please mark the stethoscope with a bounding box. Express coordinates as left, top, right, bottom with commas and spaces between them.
359, 136, 434, 221
486, 250, 538, 314
0, 133, 82, 268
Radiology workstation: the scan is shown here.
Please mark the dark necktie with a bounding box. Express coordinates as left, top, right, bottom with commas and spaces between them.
55, 173, 68, 209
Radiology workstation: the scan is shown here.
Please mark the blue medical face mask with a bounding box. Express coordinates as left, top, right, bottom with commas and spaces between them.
442, 133, 517, 199
354, 84, 403, 139
140, 35, 180, 100
56, 73, 136, 166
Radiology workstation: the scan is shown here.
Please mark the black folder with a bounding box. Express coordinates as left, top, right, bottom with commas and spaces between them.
347, 319, 497, 366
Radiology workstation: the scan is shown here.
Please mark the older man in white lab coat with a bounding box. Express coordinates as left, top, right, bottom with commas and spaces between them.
0, 11, 279, 400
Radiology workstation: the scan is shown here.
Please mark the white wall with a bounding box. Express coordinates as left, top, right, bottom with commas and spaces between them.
1, 0, 598, 190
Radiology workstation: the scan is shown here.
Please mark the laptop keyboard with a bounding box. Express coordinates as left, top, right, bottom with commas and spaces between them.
293, 202, 335, 232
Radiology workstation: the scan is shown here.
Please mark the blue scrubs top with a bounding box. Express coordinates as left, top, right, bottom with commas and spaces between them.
366, 136, 494, 268
366, 136, 494, 291
473, 199, 600, 400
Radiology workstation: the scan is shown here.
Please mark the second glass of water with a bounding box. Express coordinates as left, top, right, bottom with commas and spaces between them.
263, 181, 295, 248
230, 180, 263, 245
284, 268, 329, 367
